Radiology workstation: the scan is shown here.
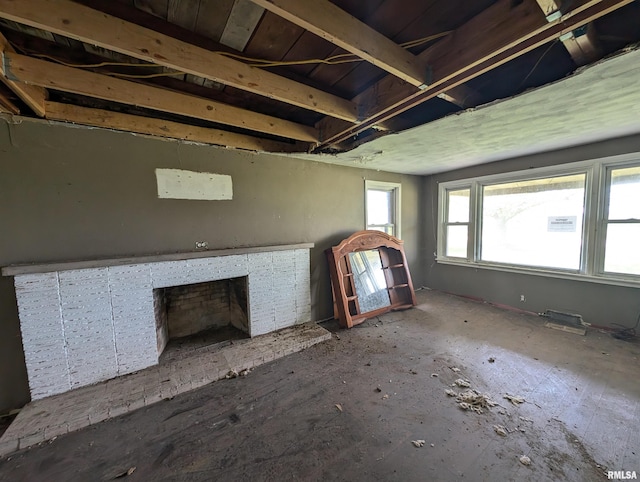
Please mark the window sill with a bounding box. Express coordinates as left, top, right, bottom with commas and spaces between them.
435, 258, 640, 289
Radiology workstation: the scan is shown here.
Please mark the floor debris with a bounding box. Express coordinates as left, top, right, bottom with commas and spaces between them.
454, 379, 471, 388
488, 357, 495, 363
456, 390, 496, 414
411, 440, 425, 448
225, 368, 252, 379
335, 404, 343, 412
519, 455, 532, 466
504, 394, 526, 405
114, 466, 136, 478
450, 367, 461, 372
445, 389, 457, 397
493, 425, 507, 436
430, 373, 439, 378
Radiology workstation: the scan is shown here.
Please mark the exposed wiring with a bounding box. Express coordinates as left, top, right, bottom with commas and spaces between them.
107, 71, 186, 79
518, 39, 558, 89
15, 29, 453, 79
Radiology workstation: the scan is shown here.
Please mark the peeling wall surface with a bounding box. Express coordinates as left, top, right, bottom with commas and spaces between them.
0, 118, 422, 413
423, 134, 640, 329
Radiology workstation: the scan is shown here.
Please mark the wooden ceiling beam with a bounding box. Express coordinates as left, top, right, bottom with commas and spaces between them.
2, 53, 319, 142
0, 84, 19, 114
44, 102, 307, 152
248, 0, 431, 88
535, 0, 601, 65
317, 0, 632, 149
437, 85, 482, 110
0, 31, 46, 116
0, 0, 359, 122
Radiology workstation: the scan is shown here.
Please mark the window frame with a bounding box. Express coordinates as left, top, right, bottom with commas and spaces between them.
440, 186, 472, 260
365, 180, 401, 238
436, 153, 640, 287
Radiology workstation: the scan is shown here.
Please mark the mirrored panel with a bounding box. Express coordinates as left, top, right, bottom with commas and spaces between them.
348, 250, 391, 313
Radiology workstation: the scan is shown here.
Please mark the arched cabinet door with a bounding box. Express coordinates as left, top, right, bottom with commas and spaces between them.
326, 230, 417, 328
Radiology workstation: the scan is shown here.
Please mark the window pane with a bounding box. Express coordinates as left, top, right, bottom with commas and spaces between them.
481, 174, 586, 270
367, 190, 392, 225
368, 225, 395, 236
446, 225, 468, 258
608, 166, 640, 220
447, 189, 470, 223
604, 224, 640, 275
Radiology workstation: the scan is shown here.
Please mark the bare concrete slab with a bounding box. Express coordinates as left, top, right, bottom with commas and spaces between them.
0, 322, 330, 456
0, 290, 638, 481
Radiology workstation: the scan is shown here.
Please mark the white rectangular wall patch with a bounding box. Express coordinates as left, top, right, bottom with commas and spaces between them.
156, 168, 232, 200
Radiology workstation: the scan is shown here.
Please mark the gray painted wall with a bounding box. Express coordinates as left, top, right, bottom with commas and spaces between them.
0, 117, 422, 413
423, 134, 640, 329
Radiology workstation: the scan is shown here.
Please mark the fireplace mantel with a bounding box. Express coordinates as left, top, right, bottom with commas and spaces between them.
4, 244, 313, 400
1, 243, 314, 276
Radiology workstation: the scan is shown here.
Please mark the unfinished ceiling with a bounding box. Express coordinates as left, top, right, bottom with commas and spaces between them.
0, 0, 639, 171
291, 47, 640, 175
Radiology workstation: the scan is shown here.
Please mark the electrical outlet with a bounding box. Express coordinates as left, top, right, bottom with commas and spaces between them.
520, 295, 526, 302
195, 241, 208, 249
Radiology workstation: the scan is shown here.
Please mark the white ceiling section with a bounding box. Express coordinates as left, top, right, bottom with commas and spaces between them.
291, 47, 640, 176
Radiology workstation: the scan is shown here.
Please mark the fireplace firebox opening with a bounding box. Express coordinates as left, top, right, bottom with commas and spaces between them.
154, 277, 249, 359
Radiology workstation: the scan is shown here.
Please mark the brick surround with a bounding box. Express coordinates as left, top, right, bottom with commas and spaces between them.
11, 247, 312, 400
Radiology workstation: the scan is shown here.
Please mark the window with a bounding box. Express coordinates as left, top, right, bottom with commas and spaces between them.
443, 188, 470, 258
437, 155, 640, 285
365, 181, 401, 238
603, 165, 640, 275
480, 174, 586, 270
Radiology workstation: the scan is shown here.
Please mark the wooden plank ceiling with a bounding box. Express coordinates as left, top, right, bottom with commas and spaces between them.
0, 0, 639, 154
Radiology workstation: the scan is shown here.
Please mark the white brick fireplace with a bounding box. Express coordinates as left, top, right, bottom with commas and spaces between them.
3, 244, 313, 400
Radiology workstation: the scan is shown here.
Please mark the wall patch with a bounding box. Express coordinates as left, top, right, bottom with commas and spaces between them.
155, 168, 232, 200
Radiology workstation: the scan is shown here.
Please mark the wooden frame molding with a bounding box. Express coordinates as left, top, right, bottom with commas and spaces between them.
2, 53, 319, 143
0, 0, 359, 122
0, 31, 46, 116
316, 0, 633, 148
326, 230, 416, 329
44, 102, 309, 153
249, 0, 431, 88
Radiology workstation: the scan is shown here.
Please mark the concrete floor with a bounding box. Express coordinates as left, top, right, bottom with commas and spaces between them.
0, 289, 638, 481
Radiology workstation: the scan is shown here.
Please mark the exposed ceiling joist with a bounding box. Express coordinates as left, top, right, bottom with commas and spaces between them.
44, 101, 306, 152
316, 0, 633, 148
535, 0, 601, 66
0, 86, 19, 114
0, 0, 359, 122
2, 53, 319, 142
0, 31, 46, 116
248, 0, 431, 88
438, 85, 482, 109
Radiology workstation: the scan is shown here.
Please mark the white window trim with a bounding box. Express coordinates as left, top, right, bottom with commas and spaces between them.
365, 180, 401, 239
436, 153, 640, 287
